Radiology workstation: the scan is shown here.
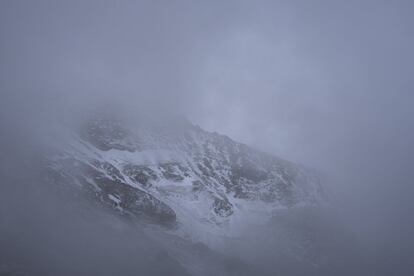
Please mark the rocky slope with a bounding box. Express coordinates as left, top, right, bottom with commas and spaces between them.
44, 114, 325, 241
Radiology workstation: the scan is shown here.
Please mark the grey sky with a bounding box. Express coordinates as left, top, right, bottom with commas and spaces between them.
2, 1, 412, 164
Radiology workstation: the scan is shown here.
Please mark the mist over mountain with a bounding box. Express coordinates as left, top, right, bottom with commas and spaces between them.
0, 108, 349, 276
1, 1, 414, 275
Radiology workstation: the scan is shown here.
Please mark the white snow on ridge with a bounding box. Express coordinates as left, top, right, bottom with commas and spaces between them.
47, 117, 325, 246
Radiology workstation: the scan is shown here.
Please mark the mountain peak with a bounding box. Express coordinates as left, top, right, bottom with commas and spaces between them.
45, 112, 325, 240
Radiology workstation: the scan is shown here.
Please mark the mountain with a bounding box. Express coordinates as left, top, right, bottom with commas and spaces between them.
43, 113, 325, 241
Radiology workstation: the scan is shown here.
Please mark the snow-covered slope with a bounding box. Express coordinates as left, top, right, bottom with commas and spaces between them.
45, 114, 325, 242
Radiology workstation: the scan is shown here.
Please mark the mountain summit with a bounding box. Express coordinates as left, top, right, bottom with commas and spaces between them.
45, 114, 325, 239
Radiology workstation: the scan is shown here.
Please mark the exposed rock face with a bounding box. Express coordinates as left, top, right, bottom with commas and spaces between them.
45, 115, 324, 231
46, 158, 176, 226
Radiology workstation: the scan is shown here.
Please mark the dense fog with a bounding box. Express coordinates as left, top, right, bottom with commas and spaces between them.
1, 1, 414, 275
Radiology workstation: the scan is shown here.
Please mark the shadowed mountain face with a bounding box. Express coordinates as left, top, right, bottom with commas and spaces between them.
44, 114, 325, 234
